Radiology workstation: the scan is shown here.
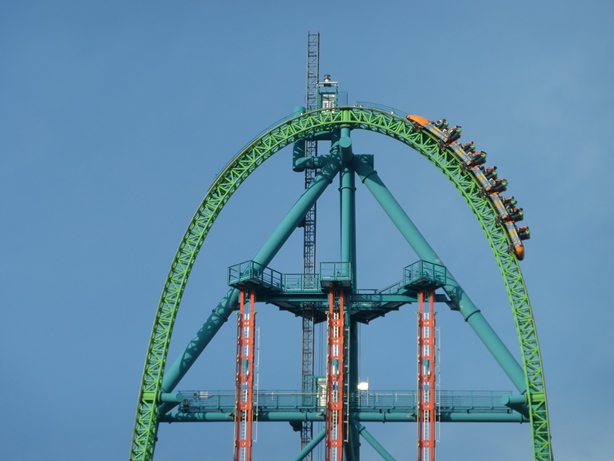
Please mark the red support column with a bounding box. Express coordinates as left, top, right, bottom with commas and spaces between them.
326, 289, 345, 461
417, 290, 436, 461
235, 290, 256, 461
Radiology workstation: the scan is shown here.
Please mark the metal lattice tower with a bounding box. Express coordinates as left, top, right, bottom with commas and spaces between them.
300, 30, 320, 458
306, 32, 319, 113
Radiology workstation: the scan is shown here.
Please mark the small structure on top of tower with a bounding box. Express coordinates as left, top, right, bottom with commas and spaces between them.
317, 74, 339, 110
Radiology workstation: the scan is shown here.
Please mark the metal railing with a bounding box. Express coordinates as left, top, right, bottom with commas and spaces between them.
178, 390, 514, 414
283, 273, 320, 292
228, 260, 283, 290
403, 260, 448, 287
320, 262, 352, 283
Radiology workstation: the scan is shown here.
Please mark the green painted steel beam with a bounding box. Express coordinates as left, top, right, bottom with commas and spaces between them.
131, 106, 552, 461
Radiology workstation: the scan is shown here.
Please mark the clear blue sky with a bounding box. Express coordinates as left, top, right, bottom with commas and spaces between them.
1, 1, 613, 460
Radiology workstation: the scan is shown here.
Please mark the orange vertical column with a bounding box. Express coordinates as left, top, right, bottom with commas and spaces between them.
417, 290, 436, 461
326, 289, 345, 461
234, 290, 256, 461
427, 290, 436, 461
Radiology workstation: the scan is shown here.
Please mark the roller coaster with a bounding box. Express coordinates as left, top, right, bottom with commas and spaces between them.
129, 47, 553, 461
406, 115, 529, 260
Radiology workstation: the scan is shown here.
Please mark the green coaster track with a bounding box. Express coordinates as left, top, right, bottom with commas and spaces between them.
129, 105, 552, 460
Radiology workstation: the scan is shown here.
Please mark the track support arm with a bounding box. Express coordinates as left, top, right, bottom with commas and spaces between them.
159, 155, 344, 408
352, 156, 527, 393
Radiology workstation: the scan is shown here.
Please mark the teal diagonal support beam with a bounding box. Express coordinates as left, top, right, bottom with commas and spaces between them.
352, 155, 526, 393
354, 422, 396, 461
159, 155, 343, 408
291, 427, 327, 461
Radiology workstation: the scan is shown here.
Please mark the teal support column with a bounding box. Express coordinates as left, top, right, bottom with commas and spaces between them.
159, 156, 344, 408
502, 394, 527, 406
339, 126, 353, 163
338, 128, 360, 461
339, 139, 355, 270
354, 422, 396, 461
159, 392, 184, 403
293, 138, 306, 172
502, 394, 530, 418
291, 427, 327, 461
352, 156, 526, 393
